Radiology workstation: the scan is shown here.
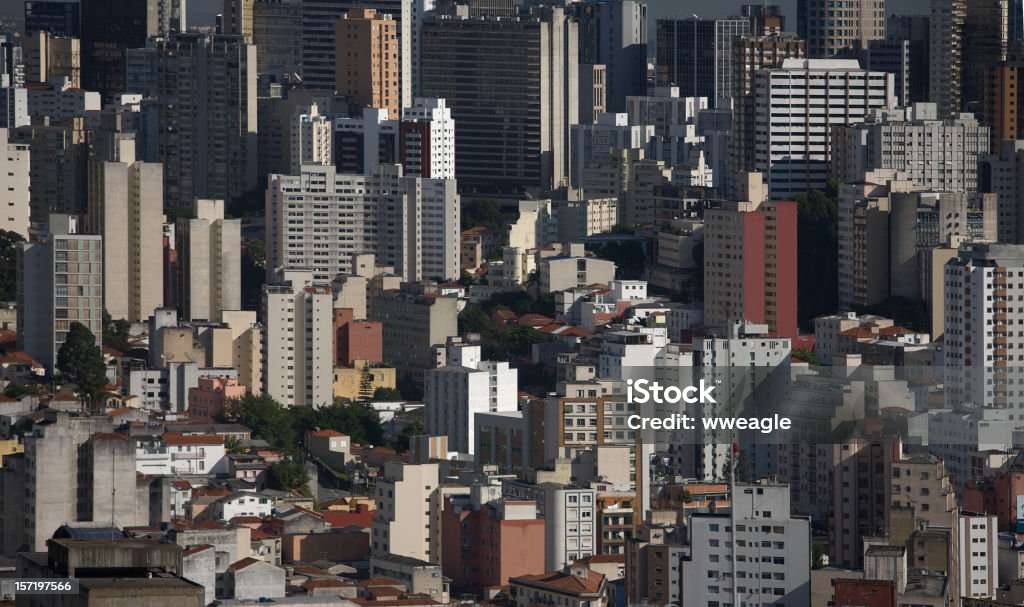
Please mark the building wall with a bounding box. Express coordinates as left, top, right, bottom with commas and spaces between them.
335, 9, 400, 118
372, 462, 438, 561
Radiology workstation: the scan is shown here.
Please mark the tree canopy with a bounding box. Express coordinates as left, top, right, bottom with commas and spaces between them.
795, 182, 839, 328
0, 229, 25, 302
56, 322, 108, 410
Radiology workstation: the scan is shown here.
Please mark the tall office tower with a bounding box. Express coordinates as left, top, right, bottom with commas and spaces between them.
570, 0, 647, 112
655, 17, 750, 104
798, 0, 886, 58
80, 0, 185, 98
266, 164, 460, 282
25, 1, 80, 37
424, 342, 517, 456
302, 0, 415, 108
703, 173, 798, 339
87, 144, 164, 323
730, 33, 806, 192
223, 0, 256, 40
831, 103, 990, 193
261, 269, 333, 408
752, 59, 895, 198
930, 0, 966, 117
881, 14, 931, 105
740, 4, 785, 34
944, 244, 1024, 409
962, 0, 1010, 115
1013, 0, 1024, 41
0, 35, 24, 88
335, 9, 400, 118
982, 60, 1024, 152
175, 199, 241, 322
21, 32, 81, 87
141, 33, 257, 208
253, 0, 303, 76
0, 129, 29, 239
17, 214, 103, 372
681, 481, 810, 606
11, 119, 88, 228
980, 140, 1024, 242
372, 462, 439, 560
420, 6, 579, 191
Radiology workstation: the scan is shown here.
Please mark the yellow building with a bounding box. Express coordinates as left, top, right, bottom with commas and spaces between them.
0, 439, 23, 466
332, 360, 396, 400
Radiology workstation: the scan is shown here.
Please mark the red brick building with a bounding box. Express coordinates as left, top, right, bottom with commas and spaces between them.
334, 308, 383, 366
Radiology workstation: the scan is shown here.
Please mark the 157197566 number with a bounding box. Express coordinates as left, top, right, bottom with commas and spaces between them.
1, 579, 78, 595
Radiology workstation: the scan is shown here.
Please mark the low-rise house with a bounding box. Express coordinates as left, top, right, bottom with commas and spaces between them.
212, 491, 274, 522
224, 557, 286, 600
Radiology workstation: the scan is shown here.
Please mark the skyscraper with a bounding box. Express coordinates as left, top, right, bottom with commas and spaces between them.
335, 8, 400, 118
80, 0, 185, 98
17, 214, 103, 372
252, 0, 303, 76
0, 128, 29, 239
930, 0, 966, 117
25, 1, 80, 37
87, 144, 165, 323
571, 0, 647, 113
222, 0, 256, 40
962, 0, 1010, 115
798, 0, 886, 58
655, 17, 750, 104
137, 33, 257, 208
175, 199, 241, 322
420, 6, 579, 191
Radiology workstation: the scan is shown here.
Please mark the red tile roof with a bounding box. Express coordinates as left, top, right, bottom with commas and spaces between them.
226, 557, 262, 572
309, 429, 348, 438
162, 432, 224, 446
182, 544, 213, 557
512, 570, 605, 594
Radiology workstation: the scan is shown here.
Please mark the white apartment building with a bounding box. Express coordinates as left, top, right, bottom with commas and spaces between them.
832, 103, 990, 194
0, 128, 29, 238
423, 342, 517, 456
401, 97, 455, 179
17, 214, 103, 371
26, 78, 100, 120
212, 491, 274, 521
570, 112, 654, 187
753, 59, 895, 198
261, 269, 333, 408
944, 244, 1024, 412
625, 88, 707, 136
502, 481, 598, 572
681, 481, 810, 606
960, 513, 998, 598
372, 462, 439, 562
266, 164, 460, 283
929, 410, 1013, 490
88, 155, 164, 322
135, 432, 228, 477
291, 105, 333, 173
176, 199, 241, 322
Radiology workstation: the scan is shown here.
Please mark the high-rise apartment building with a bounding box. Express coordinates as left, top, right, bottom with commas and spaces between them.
681, 481, 811, 606
944, 243, 1024, 409
335, 9, 400, 118
420, 6, 579, 191
571, 0, 647, 112
798, 0, 885, 58
301, 0, 415, 108
0, 128, 29, 239
655, 17, 750, 104
252, 0, 303, 76
261, 269, 334, 408
369, 281, 458, 383
960, 513, 999, 598
17, 214, 103, 371
424, 342, 517, 456
831, 103, 991, 193
87, 150, 164, 322
982, 60, 1024, 153
703, 173, 798, 339
929, 0, 966, 117
752, 58, 895, 198
962, 0, 1009, 115
266, 164, 460, 283
873, 15, 931, 107
980, 139, 1024, 243
372, 462, 439, 561
80, 0, 185, 98
21, 31, 81, 87
223, 0, 256, 40
134, 33, 257, 208
175, 199, 241, 322
730, 33, 806, 192
25, 1, 81, 37
12, 118, 88, 227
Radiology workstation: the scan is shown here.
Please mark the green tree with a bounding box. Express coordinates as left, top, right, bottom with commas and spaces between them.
315, 399, 386, 446
722, 447, 751, 483
224, 436, 246, 455
0, 229, 25, 301
4, 383, 39, 399
268, 457, 310, 493
396, 420, 426, 453
101, 310, 132, 352
56, 322, 108, 410
373, 386, 403, 401
792, 348, 819, 365
461, 198, 505, 232
241, 237, 267, 312
458, 306, 491, 335
224, 394, 298, 454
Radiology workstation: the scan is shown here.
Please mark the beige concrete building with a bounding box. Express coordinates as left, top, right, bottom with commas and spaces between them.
538, 243, 616, 293
221, 310, 263, 395
335, 8, 400, 118
333, 360, 396, 400
262, 269, 333, 408
176, 199, 241, 322
223, 0, 256, 41
369, 281, 458, 383
372, 462, 439, 561
21, 31, 80, 86
87, 145, 164, 322
799, 0, 885, 58
11, 117, 87, 229
0, 128, 29, 238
